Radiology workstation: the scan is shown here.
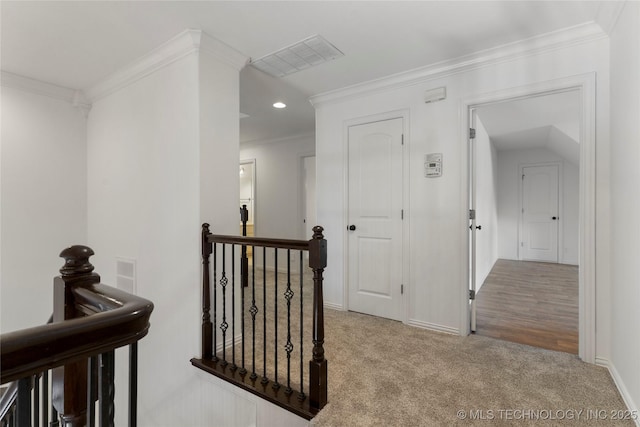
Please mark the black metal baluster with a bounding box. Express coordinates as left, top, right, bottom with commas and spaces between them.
213, 243, 218, 362
129, 343, 138, 427
34, 374, 40, 427
231, 244, 237, 371
99, 350, 115, 427
16, 377, 30, 427
261, 246, 268, 385
299, 250, 305, 401
250, 245, 258, 381
284, 249, 294, 395
273, 249, 279, 390
240, 245, 247, 376
87, 356, 97, 427
42, 369, 49, 425
220, 245, 228, 367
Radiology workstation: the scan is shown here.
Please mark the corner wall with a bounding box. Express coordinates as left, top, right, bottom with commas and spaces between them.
1, 82, 87, 333
609, 1, 640, 416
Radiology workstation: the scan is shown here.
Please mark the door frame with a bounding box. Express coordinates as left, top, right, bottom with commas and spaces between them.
239, 158, 256, 233
460, 73, 596, 363
518, 162, 563, 263
342, 109, 411, 323
298, 152, 316, 240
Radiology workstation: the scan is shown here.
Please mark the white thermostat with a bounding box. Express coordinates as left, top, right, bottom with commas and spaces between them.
425, 153, 442, 177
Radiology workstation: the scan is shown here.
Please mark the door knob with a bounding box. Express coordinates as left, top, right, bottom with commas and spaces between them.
349, 225, 356, 231
552, 216, 558, 220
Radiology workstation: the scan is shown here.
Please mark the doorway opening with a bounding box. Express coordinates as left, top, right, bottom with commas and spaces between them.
240, 159, 256, 244
465, 75, 596, 362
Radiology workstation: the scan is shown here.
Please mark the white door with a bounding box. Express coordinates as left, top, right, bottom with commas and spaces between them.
521, 164, 559, 262
347, 118, 404, 321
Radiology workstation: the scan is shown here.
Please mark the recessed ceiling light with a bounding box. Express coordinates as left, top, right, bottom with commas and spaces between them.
273, 102, 287, 109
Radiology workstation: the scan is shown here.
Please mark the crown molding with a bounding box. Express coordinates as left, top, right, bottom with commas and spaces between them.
86, 29, 248, 102
595, 1, 627, 35
240, 131, 315, 147
197, 31, 249, 71
310, 21, 607, 107
1, 71, 76, 102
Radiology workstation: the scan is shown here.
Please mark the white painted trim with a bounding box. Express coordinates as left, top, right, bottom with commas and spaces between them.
324, 301, 344, 311
86, 29, 248, 101
459, 73, 597, 363
298, 152, 316, 241
310, 22, 606, 107
241, 131, 315, 147
1, 71, 75, 102
517, 161, 563, 263
407, 319, 460, 336
240, 158, 257, 235
595, 1, 627, 35
595, 358, 640, 425
341, 109, 411, 324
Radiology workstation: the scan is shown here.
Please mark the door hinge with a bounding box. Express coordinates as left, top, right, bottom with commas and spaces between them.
469, 209, 476, 220
469, 128, 476, 139
401, 134, 404, 145
401, 284, 404, 295
401, 209, 404, 220
469, 289, 476, 300
522, 174, 525, 180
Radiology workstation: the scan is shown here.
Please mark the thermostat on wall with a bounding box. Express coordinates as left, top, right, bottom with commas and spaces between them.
425, 153, 442, 177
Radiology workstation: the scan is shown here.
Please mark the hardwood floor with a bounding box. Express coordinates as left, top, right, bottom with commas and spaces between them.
475, 259, 578, 354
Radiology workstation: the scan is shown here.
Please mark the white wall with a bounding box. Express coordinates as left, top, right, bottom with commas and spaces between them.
609, 1, 640, 415
313, 35, 609, 345
240, 134, 315, 271
1, 82, 87, 333
474, 117, 498, 290
496, 148, 579, 264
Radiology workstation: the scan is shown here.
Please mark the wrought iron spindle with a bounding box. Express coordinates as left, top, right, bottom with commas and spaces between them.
261, 246, 268, 385
87, 357, 97, 427
220, 244, 228, 367
42, 369, 49, 425
284, 250, 294, 395
231, 244, 236, 371
240, 247, 247, 376
34, 373, 40, 427
213, 242, 218, 362
250, 246, 258, 381
129, 343, 138, 427
299, 250, 305, 401
16, 377, 30, 427
99, 350, 115, 427
273, 249, 279, 390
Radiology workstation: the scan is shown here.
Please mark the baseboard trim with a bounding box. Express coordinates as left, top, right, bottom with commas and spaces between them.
324, 301, 344, 311
407, 319, 460, 335
595, 357, 639, 426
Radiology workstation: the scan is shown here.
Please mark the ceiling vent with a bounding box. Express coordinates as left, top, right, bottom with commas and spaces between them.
250, 35, 344, 77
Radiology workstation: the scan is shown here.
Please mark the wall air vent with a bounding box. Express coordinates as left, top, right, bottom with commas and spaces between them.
250, 35, 344, 77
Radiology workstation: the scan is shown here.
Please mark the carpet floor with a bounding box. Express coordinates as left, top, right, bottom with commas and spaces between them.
234, 267, 633, 426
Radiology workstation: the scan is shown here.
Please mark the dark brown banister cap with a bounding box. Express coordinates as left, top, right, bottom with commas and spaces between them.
59, 245, 95, 277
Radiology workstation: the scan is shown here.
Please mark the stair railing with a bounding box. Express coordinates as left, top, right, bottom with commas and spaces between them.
0, 246, 154, 427
192, 222, 327, 420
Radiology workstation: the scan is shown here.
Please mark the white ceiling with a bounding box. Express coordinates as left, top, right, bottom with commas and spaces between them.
0, 1, 615, 143
476, 90, 581, 164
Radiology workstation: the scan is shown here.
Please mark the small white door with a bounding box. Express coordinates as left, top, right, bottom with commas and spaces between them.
521, 164, 559, 262
347, 118, 404, 321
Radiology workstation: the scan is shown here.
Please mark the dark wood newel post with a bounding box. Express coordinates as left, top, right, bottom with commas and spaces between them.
202, 223, 213, 359
308, 226, 328, 410
53, 245, 101, 427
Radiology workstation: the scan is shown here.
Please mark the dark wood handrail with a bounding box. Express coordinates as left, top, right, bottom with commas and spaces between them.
207, 234, 310, 251
1, 283, 153, 384
0, 247, 154, 385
